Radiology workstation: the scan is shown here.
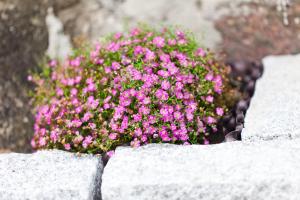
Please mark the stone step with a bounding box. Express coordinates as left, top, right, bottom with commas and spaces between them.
0, 150, 103, 200
102, 139, 300, 200
242, 54, 300, 141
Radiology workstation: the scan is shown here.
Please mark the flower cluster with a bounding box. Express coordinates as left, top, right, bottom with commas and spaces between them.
29, 26, 232, 154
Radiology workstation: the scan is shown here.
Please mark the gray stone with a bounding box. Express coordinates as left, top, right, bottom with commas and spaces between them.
0, 150, 103, 200
242, 54, 300, 141
102, 140, 300, 200
0, 0, 49, 152
57, 0, 255, 50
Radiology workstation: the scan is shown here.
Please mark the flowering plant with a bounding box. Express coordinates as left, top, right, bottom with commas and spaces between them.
29, 26, 233, 154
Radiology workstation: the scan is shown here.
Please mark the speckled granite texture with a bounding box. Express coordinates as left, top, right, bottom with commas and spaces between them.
102, 141, 300, 200
0, 150, 103, 200
242, 54, 300, 141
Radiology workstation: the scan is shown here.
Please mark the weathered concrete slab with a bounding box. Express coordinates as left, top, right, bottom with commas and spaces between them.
0, 150, 103, 200
242, 54, 300, 141
102, 140, 300, 200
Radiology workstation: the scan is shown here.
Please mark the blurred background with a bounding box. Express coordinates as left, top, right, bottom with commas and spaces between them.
0, 0, 299, 153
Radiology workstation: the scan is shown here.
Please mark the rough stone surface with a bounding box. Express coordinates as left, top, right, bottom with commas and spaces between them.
0, 0, 49, 152
0, 0, 77, 152
57, 0, 253, 49
0, 150, 103, 200
102, 141, 300, 200
242, 54, 300, 141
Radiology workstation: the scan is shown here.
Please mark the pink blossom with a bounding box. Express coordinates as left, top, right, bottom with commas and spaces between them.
121, 116, 129, 130
107, 150, 115, 157
157, 70, 170, 78
206, 95, 214, 103
27, 75, 33, 81
39, 137, 47, 146
73, 135, 84, 144
70, 88, 78, 96
175, 82, 184, 90
109, 133, 118, 140
82, 112, 92, 122
142, 97, 151, 105
145, 49, 155, 61
174, 111, 183, 121
161, 80, 171, 90
31, 139, 36, 148
82, 136, 93, 148
134, 128, 143, 137
133, 113, 142, 122
168, 39, 176, 45
195, 48, 206, 57
50, 130, 58, 142
64, 143, 71, 150
205, 73, 214, 81
153, 36, 165, 48
207, 116, 216, 124
155, 89, 169, 101
134, 45, 144, 55
49, 60, 57, 67
216, 107, 224, 116
111, 62, 121, 70
56, 88, 64, 96
130, 138, 141, 148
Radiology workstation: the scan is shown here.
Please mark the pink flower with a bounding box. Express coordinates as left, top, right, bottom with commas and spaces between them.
174, 111, 183, 121
145, 49, 155, 61
168, 39, 176, 45
64, 143, 71, 150
175, 82, 184, 90
82, 112, 92, 122
71, 119, 82, 128
107, 150, 115, 158
82, 136, 93, 148
70, 57, 81, 67
50, 130, 58, 142
160, 107, 169, 117
49, 60, 57, 67
196, 48, 206, 57
56, 88, 64, 96
161, 80, 171, 90
160, 54, 170, 63
121, 116, 129, 130
133, 113, 142, 122
175, 91, 183, 99
73, 135, 84, 144
130, 138, 141, 148
186, 110, 194, 121
206, 95, 214, 103
139, 106, 150, 115
155, 89, 169, 101
142, 97, 151, 105
153, 36, 165, 48
213, 75, 223, 94
207, 116, 216, 124
216, 107, 224, 116
111, 62, 121, 70
39, 137, 47, 147
205, 73, 214, 81
89, 123, 96, 129
134, 46, 144, 55
109, 133, 118, 140
157, 70, 170, 78
134, 128, 143, 137
159, 130, 171, 141
31, 139, 36, 148
204, 139, 210, 145
27, 75, 33, 81
70, 88, 78, 96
